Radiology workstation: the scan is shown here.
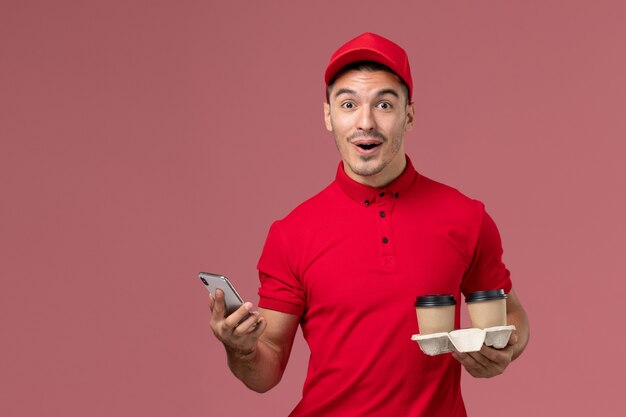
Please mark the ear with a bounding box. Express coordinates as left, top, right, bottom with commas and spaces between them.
404, 102, 415, 132
323, 102, 333, 132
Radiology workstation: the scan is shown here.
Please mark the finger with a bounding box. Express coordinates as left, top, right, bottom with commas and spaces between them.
508, 332, 519, 346
250, 316, 267, 334
478, 345, 512, 376
467, 346, 499, 366
451, 351, 474, 366
211, 288, 227, 320
451, 351, 464, 362
452, 351, 482, 370
208, 291, 215, 310
452, 351, 489, 377
223, 302, 254, 330
233, 311, 261, 335
482, 341, 515, 364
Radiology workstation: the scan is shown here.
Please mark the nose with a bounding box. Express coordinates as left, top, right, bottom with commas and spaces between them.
356, 106, 376, 131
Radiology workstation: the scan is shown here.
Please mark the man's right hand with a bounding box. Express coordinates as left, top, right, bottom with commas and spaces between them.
207, 288, 300, 392
209, 288, 267, 357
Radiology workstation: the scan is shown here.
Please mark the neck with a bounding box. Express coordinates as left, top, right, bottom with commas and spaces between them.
346, 154, 407, 188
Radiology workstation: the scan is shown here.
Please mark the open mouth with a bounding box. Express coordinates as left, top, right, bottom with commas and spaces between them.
356, 143, 381, 150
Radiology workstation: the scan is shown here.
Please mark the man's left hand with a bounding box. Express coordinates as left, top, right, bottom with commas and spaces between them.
451, 333, 518, 378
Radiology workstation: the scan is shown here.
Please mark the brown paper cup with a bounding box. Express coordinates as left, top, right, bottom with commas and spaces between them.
465, 290, 507, 329
415, 294, 456, 335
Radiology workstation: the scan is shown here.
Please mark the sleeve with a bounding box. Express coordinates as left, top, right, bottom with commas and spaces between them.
461, 209, 513, 296
256, 221, 306, 316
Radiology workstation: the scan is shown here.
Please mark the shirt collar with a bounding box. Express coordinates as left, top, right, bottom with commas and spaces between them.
335, 155, 418, 206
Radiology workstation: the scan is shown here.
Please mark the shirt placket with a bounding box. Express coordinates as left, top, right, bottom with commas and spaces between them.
374, 191, 396, 271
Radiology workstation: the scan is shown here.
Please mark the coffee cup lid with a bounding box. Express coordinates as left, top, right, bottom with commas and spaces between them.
415, 294, 456, 307
465, 289, 507, 303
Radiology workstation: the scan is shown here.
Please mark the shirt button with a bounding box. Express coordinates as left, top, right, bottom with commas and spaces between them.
379, 211, 386, 218
364, 199, 370, 206
379, 192, 385, 197
395, 192, 399, 198
382, 237, 389, 244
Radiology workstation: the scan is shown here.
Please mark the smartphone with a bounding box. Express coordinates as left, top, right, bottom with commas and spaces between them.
198, 272, 244, 316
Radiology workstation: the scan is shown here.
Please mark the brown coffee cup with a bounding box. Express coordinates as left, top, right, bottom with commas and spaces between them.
414, 294, 456, 335
465, 289, 507, 329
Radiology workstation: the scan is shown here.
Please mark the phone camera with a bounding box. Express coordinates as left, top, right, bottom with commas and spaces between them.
200, 277, 208, 285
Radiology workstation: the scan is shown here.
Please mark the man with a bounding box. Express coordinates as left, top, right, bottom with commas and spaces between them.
209, 32, 529, 416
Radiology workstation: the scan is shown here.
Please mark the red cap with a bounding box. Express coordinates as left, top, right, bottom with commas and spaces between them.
325, 32, 413, 100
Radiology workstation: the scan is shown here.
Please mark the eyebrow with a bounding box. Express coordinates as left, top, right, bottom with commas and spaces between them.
333, 87, 357, 98
333, 87, 400, 99
376, 88, 400, 99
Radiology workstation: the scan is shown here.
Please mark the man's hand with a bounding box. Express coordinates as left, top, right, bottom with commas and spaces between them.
209, 288, 267, 357
451, 332, 518, 378
207, 289, 299, 393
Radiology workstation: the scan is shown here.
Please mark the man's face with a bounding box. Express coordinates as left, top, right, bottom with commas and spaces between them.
324, 69, 414, 187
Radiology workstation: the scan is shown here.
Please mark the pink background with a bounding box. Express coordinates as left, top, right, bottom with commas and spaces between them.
1, 1, 624, 416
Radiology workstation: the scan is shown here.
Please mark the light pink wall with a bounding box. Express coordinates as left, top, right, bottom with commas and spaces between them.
2, 1, 624, 416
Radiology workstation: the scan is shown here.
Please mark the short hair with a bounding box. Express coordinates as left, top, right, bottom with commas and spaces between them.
326, 61, 411, 104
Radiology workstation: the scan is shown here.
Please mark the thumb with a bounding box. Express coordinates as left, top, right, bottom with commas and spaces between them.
211, 288, 226, 318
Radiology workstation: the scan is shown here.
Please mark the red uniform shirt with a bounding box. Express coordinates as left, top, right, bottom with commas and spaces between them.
258, 156, 512, 417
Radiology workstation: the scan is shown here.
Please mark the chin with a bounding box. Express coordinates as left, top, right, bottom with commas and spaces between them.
352, 162, 385, 177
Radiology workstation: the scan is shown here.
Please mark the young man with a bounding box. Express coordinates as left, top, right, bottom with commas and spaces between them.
209, 32, 529, 416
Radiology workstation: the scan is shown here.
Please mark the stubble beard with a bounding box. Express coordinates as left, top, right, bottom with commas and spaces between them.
334, 132, 403, 178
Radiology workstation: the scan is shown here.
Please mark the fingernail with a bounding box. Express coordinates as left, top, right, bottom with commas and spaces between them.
244, 302, 252, 311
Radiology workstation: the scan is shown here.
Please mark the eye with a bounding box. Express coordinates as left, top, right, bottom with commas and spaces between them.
377, 102, 392, 110
340, 101, 356, 109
